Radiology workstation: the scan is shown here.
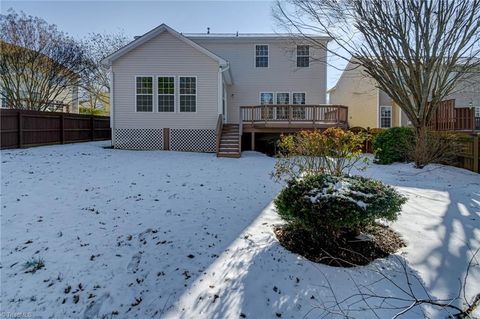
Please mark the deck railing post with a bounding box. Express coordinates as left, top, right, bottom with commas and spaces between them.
288, 105, 292, 124
312, 106, 316, 127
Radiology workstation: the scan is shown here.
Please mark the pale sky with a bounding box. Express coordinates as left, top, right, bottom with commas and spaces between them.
1, 0, 348, 89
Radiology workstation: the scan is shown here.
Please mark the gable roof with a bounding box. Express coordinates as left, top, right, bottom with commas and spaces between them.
102, 24, 228, 66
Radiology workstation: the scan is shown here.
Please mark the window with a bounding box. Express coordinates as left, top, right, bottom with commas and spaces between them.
380, 106, 392, 128
292, 93, 306, 105
136, 76, 153, 112
260, 92, 274, 105
475, 107, 480, 117
276, 93, 290, 104
260, 92, 274, 119
158, 77, 175, 112
255, 45, 269, 68
297, 45, 309, 67
180, 77, 196, 112
276, 92, 290, 120
292, 92, 306, 119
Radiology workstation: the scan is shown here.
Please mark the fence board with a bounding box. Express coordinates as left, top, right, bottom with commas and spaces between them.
1, 109, 111, 149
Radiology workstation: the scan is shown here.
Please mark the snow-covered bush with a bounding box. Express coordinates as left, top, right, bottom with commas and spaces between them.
273, 128, 367, 180
275, 174, 406, 238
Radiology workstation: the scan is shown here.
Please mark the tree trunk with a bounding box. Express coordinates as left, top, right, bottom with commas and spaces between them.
414, 125, 427, 169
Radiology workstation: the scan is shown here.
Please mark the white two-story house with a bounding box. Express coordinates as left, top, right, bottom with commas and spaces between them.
104, 24, 346, 157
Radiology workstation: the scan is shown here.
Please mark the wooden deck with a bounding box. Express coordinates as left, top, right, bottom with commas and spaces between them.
430, 100, 480, 132
240, 104, 348, 133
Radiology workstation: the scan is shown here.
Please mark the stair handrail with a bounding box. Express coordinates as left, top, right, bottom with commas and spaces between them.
215, 113, 223, 154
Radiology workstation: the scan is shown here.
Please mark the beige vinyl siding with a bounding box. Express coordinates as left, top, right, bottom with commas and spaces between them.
330, 62, 402, 129
112, 31, 219, 130
191, 39, 328, 123
329, 64, 378, 128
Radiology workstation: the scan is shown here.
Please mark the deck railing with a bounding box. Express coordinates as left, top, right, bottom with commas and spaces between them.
429, 100, 479, 132
240, 104, 348, 126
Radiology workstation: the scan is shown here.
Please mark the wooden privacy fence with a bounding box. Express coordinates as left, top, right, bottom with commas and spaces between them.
429, 99, 479, 131
456, 133, 479, 173
1, 109, 111, 149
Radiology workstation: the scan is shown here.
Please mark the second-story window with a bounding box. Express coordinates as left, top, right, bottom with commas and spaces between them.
255, 45, 269, 68
297, 45, 310, 67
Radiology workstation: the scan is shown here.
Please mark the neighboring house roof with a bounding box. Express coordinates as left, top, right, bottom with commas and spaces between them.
102, 24, 229, 67
184, 33, 331, 41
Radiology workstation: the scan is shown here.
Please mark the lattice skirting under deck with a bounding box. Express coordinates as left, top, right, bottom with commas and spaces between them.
170, 129, 216, 153
114, 128, 164, 150
113, 128, 216, 152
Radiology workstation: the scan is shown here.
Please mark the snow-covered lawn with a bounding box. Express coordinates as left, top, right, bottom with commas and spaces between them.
1, 141, 479, 319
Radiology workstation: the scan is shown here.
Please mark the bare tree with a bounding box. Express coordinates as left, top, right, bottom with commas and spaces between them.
0, 10, 92, 112
80, 32, 130, 112
274, 0, 480, 168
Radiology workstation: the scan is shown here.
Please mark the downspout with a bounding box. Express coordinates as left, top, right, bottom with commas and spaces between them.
219, 63, 230, 120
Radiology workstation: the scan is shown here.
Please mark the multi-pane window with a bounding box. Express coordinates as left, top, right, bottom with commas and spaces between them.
255, 45, 269, 68
297, 45, 310, 67
276, 92, 290, 120
260, 92, 274, 105
260, 92, 274, 119
380, 106, 392, 128
292, 92, 306, 119
158, 77, 175, 112
475, 107, 480, 117
136, 77, 153, 112
180, 77, 196, 112
276, 93, 290, 104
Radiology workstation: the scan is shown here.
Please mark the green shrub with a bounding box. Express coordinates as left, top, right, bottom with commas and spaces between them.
274, 174, 406, 239
373, 127, 414, 164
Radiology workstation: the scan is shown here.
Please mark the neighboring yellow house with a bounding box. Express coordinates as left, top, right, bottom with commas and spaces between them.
0, 41, 79, 113
329, 59, 480, 129
328, 60, 406, 129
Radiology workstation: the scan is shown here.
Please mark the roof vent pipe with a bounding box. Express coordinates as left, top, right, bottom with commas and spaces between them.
207, 27, 210, 34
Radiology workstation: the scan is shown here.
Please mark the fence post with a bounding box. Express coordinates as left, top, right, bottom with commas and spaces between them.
91, 116, 95, 141
473, 134, 479, 173
60, 114, 65, 144
18, 110, 23, 148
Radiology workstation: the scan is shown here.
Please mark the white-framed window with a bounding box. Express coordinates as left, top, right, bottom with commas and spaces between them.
255, 45, 269, 68
380, 105, 392, 128
296, 45, 310, 67
158, 76, 175, 112
179, 76, 196, 112
136, 76, 153, 112
475, 106, 480, 117
292, 92, 306, 119
260, 92, 274, 105
260, 92, 274, 119
276, 92, 290, 104
276, 93, 290, 120
292, 92, 306, 105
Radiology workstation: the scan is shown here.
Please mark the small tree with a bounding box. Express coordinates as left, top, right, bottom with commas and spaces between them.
274, 0, 480, 168
0, 10, 92, 111
274, 128, 367, 181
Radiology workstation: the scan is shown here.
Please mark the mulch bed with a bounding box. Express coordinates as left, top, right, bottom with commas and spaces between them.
274, 224, 405, 267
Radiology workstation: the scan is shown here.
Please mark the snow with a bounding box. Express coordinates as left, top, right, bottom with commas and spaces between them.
1, 142, 479, 319
307, 178, 370, 209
